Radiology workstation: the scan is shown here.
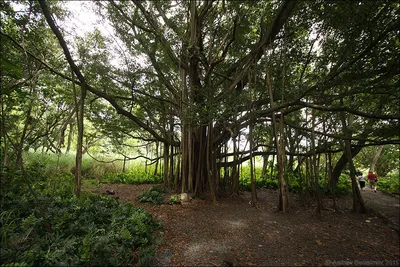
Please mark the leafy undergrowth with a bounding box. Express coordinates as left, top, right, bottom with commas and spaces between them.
376, 171, 400, 195
239, 169, 352, 195
137, 185, 168, 205
0, 163, 161, 267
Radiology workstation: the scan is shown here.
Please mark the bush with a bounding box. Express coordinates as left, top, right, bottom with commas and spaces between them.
0, 163, 161, 267
136, 186, 166, 205
377, 171, 400, 194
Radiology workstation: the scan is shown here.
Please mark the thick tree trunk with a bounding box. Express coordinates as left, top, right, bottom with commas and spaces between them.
340, 110, 366, 213
194, 127, 204, 195
232, 135, 239, 195
188, 128, 194, 192
331, 143, 365, 186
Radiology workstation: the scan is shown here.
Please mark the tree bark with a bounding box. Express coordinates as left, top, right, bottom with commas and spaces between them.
72, 70, 86, 198
154, 141, 159, 176
311, 109, 322, 215
163, 142, 169, 187
207, 122, 217, 202
1, 95, 8, 169
267, 70, 288, 212
66, 123, 73, 153
339, 109, 366, 213
249, 119, 258, 207
370, 145, 383, 173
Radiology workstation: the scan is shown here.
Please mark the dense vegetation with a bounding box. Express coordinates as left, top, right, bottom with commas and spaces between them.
0, 160, 160, 266
1, 0, 399, 265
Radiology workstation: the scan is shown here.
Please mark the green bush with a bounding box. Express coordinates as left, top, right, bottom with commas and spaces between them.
168, 196, 181, 205
136, 186, 166, 205
0, 163, 161, 267
377, 171, 400, 194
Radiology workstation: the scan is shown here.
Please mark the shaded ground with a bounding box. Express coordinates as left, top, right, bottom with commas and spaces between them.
361, 187, 400, 231
94, 184, 399, 266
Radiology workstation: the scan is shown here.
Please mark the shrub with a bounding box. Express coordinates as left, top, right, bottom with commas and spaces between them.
0, 162, 161, 267
377, 171, 400, 194
136, 186, 167, 205
168, 196, 181, 205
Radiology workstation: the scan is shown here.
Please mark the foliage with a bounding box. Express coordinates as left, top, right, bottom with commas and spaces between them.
136, 186, 167, 205
377, 171, 400, 195
168, 196, 181, 205
355, 145, 400, 177
237, 166, 352, 195
102, 171, 162, 185
0, 162, 161, 267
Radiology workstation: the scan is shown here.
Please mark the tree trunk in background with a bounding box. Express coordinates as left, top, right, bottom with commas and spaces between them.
331, 118, 375, 186
340, 109, 366, 213
174, 147, 180, 191
1, 95, 8, 169
297, 156, 305, 206
122, 155, 127, 173
328, 151, 337, 211
206, 122, 217, 202
66, 123, 73, 153
249, 120, 258, 207
331, 143, 365, 186
232, 135, 239, 195
72, 74, 86, 198
262, 136, 273, 177
267, 70, 288, 212
194, 127, 204, 196
163, 142, 169, 187
154, 141, 159, 176
311, 109, 322, 215
370, 145, 383, 173
188, 128, 194, 192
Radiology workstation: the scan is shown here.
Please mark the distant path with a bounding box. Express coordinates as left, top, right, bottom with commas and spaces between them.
361, 188, 400, 231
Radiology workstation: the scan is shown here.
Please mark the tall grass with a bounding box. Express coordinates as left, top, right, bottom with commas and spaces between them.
23, 151, 157, 178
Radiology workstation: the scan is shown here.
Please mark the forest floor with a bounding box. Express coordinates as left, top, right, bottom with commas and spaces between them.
94, 184, 399, 266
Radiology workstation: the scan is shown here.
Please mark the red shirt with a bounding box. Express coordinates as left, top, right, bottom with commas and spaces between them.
368, 173, 377, 181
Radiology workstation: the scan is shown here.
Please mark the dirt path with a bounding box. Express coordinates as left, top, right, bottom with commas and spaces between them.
361, 188, 400, 231
95, 184, 399, 266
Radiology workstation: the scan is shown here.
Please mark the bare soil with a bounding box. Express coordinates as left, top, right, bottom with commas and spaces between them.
94, 184, 400, 266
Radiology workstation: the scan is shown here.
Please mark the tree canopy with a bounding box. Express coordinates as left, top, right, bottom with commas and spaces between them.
1, 0, 399, 210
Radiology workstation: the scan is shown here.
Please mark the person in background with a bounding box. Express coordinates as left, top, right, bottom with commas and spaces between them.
357, 171, 365, 191
368, 170, 378, 193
